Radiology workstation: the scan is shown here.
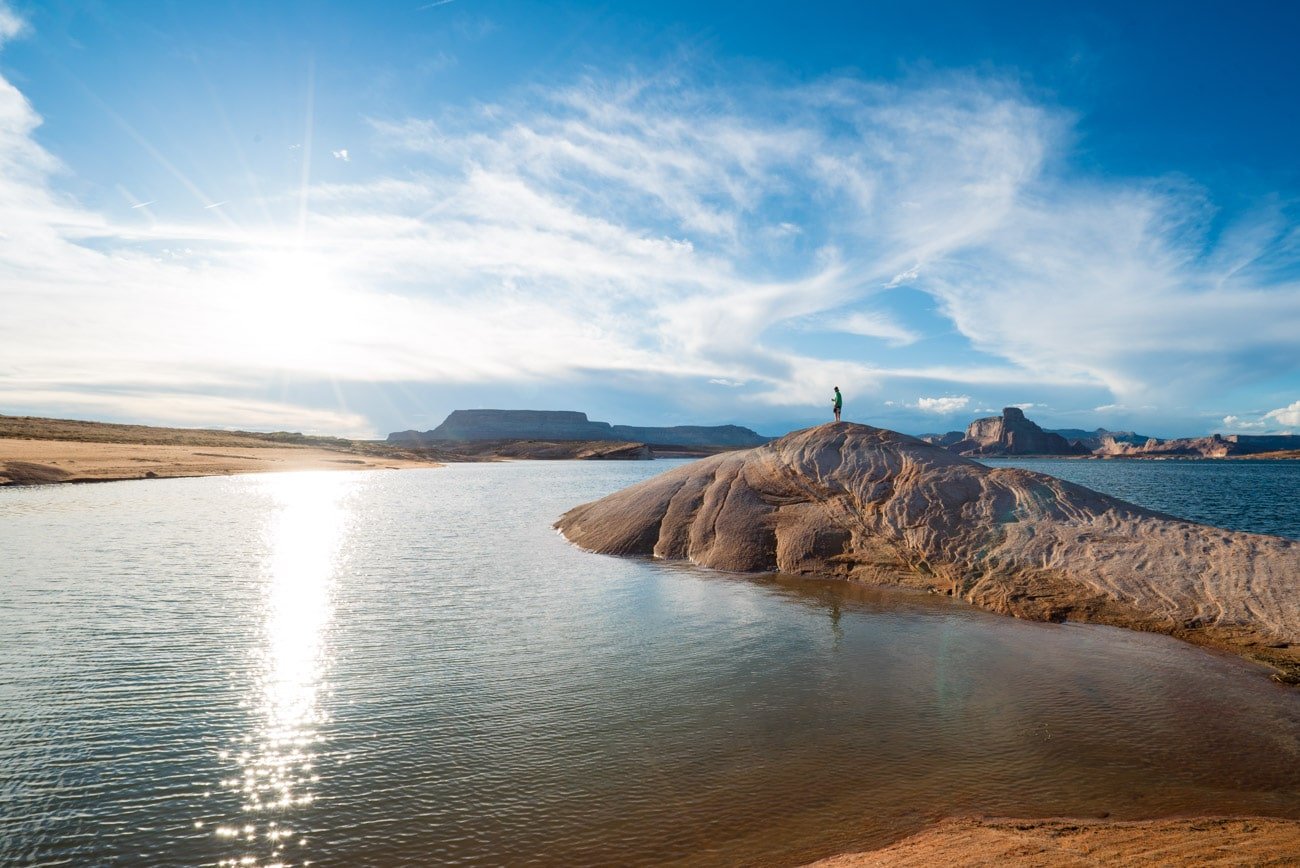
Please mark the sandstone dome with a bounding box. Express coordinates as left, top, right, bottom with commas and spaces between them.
557, 423, 1300, 681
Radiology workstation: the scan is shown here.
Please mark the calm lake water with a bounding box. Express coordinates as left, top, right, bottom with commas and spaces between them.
979, 457, 1300, 540
2, 460, 1299, 867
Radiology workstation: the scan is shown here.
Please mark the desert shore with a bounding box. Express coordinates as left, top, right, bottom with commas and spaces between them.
808, 816, 1300, 866
0, 438, 440, 485
0, 415, 443, 486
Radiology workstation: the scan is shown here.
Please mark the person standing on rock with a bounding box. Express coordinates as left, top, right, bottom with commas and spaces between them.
832, 386, 843, 422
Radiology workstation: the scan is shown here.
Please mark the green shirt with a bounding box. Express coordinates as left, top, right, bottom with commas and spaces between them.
833, 391, 842, 408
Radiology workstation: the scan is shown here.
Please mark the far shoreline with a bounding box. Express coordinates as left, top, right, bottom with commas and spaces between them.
0, 437, 442, 487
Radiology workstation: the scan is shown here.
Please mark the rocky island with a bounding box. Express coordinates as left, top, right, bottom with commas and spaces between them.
557, 422, 1300, 682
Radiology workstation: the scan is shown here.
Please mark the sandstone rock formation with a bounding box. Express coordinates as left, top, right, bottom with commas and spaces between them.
946, 407, 1088, 456
556, 423, 1300, 681
923, 425, 1150, 453
1097, 432, 1300, 458
1045, 426, 1150, 451
390, 409, 768, 449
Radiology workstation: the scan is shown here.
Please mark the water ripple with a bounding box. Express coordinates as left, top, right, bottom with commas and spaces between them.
3, 462, 1300, 866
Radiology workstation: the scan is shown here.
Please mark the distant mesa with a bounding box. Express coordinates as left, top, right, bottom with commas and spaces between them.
388, 409, 770, 449
922, 407, 1088, 456
557, 422, 1300, 681
921, 407, 1300, 458
1095, 432, 1300, 458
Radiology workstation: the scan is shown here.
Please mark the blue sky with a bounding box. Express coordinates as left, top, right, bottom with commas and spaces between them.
1, 1, 1298, 438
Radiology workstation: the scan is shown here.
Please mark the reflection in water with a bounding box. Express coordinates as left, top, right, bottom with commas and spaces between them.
214, 474, 351, 868
828, 599, 843, 649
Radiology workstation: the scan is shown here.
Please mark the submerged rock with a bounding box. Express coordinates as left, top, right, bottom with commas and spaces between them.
556, 423, 1300, 680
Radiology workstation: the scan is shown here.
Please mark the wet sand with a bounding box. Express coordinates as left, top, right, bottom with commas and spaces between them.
0, 438, 439, 485
809, 816, 1300, 866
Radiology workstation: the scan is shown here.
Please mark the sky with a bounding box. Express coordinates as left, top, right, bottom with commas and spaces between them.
1, 1, 1298, 439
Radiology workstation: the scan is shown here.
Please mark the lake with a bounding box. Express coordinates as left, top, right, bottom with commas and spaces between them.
2, 459, 1299, 866
978, 457, 1300, 540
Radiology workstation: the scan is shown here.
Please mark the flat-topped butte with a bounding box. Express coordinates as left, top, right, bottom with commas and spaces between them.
389, 408, 769, 449
557, 422, 1300, 682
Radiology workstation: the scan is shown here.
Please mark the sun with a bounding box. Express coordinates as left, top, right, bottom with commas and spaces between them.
234, 247, 359, 374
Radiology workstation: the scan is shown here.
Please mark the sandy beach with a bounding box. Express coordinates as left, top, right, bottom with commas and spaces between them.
809, 816, 1300, 866
0, 438, 440, 485
0, 415, 441, 486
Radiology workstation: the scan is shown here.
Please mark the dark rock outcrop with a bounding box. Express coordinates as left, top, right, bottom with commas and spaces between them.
556, 422, 1300, 681
389, 409, 769, 449
948, 407, 1088, 456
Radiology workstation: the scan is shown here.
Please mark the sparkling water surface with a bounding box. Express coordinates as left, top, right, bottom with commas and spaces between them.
2, 459, 1299, 867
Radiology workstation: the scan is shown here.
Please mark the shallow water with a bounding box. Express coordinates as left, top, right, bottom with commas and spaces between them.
2, 461, 1299, 867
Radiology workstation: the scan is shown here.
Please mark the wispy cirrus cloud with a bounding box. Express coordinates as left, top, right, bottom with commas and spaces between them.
0, 1, 25, 46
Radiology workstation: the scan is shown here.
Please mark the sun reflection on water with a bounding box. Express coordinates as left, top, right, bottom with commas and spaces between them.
213, 473, 354, 868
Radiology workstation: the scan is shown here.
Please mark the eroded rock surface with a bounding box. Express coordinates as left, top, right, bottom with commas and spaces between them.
556, 423, 1300, 680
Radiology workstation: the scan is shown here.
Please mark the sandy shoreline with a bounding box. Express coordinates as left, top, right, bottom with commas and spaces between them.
808, 816, 1300, 866
0, 437, 440, 486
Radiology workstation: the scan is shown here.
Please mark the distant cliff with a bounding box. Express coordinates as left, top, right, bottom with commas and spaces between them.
1045, 427, 1151, 451
921, 410, 1300, 458
389, 409, 769, 449
1098, 433, 1300, 458
923, 424, 1150, 453
924, 407, 1088, 456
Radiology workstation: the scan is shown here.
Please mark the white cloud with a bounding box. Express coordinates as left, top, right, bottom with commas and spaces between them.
332, 148, 349, 162
1094, 403, 1157, 413
884, 264, 920, 288
829, 310, 920, 346
1010, 402, 1036, 410
1216, 402, 1299, 433
915, 395, 971, 414
1222, 414, 1267, 431
1, 61, 1298, 431
1264, 400, 1300, 428
708, 378, 745, 387
0, 3, 25, 46
0, 389, 374, 437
